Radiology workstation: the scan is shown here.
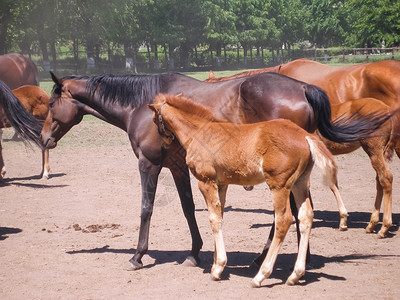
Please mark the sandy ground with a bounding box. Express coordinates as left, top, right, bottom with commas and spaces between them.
0, 118, 399, 300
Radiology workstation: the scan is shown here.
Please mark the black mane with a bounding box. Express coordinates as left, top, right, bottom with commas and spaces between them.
56, 74, 162, 108
86, 74, 162, 107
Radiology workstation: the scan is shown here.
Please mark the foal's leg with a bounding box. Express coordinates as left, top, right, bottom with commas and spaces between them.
252, 192, 312, 267
286, 184, 314, 285
40, 148, 50, 179
128, 156, 162, 270
364, 151, 393, 237
198, 181, 227, 280
252, 189, 293, 287
170, 164, 203, 266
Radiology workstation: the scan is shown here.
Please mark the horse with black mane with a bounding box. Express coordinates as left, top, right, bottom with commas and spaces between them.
41, 71, 390, 270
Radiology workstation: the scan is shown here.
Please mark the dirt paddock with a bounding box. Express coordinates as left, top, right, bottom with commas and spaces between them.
1, 117, 399, 299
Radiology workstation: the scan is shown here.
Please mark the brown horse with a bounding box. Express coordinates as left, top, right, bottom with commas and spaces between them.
319, 98, 399, 236
149, 93, 338, 286
41, 71, 389, 270
0, 85, 50, 179
0, 80, 43, 165
207, 59, 400, 237
0, 53, 39, 89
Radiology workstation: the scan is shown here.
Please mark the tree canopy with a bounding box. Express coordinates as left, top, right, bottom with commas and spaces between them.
1, 0, 399, 70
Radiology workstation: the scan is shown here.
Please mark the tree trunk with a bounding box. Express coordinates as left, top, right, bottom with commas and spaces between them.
73, 39, 79, 74
50, 42, 57, 72
168, 44, 175, 70
153, 43, 159, 70
0, 2, 12, 54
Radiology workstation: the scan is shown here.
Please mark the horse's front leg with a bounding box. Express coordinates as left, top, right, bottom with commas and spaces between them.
198, 181, 227, 280
128, 156, 162, 270
170, 163, 203, 266
252, 189, 293, 287
40, 148, 50, 179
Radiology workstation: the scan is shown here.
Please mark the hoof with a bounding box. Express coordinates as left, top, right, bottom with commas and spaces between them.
211, 274, 221, 281
286, 278, 296, 286
125, 259, 143, 271
377, 230, 387, 239
251, 279, 261, 288
182, 255, 199, 267
339, 226, 348, 231
365, 223, 376, 233
1, 167, 6, 178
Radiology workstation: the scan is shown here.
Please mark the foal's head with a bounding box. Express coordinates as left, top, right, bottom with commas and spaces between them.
148, 93, 226, 146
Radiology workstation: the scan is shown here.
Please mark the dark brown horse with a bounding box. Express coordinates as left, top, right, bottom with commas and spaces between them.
0, 85, 50, 179
41, 71, 390, 270
0, 80, 43, 169
0, 53, 39, 89
207, 59, 400, 237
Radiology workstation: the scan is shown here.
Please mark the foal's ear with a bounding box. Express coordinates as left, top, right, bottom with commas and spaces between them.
147, 104, 158, 113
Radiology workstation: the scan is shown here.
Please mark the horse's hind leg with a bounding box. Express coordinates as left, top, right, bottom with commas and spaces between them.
0, 130, 5, 179
252, 188, 292, 287
40, 148, 50, 179
198, 181, 227, 280
286, 182, 314, 285
128, 156, 162, 270
330, 183, 348, 231
252, 192, 311, 268
364, 151, 393, 237
170, 164, 203, 266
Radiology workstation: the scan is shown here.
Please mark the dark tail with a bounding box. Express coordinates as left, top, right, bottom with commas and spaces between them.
305, 85, 391, 143
0, 80, 43, 149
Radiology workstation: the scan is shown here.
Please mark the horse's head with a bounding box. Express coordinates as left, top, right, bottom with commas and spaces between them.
41, 72, 85, 149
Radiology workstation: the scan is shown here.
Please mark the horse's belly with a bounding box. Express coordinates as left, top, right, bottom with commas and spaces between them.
215, 166, 265, 186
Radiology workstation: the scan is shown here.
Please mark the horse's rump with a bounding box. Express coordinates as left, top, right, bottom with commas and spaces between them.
0, 53, 39, 89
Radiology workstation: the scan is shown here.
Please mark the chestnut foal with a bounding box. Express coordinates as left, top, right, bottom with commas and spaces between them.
149, 93, 339, 287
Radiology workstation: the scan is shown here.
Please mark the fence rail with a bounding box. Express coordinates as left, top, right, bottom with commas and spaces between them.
34, 46, 400, 78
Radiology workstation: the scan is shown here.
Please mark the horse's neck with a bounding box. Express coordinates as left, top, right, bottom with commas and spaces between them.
163, 108, 207, 147
69, 80, 128, 130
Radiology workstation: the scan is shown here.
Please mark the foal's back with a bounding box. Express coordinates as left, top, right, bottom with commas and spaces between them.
186, 119, 312, 187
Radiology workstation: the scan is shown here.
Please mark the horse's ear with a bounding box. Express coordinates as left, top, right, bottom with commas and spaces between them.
147, 104, 158, 113
50, 71, 62, 85
209, 70, 215, 79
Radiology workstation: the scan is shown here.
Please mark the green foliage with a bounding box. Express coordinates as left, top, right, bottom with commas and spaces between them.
1, 0, 398, 69
345, 0, 400, 47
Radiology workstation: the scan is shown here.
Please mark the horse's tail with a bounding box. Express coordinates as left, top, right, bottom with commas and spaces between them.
381, 108, 400, 161
0, 80, 43, 148
396, 138, 400, 159
305, 135, 338, 188
305, 84, 392, 143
